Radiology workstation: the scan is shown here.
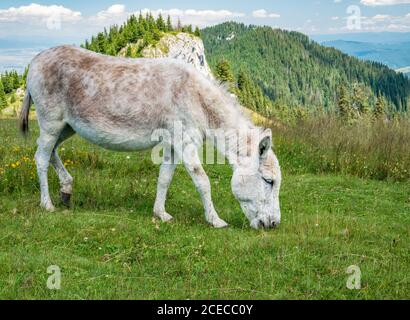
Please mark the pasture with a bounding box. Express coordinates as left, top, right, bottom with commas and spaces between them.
0, 119, 409, 299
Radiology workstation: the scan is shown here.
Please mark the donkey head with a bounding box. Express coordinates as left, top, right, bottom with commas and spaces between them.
231, 129, 282, 229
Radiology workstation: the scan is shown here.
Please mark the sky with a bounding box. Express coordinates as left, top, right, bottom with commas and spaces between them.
0, 0, 410, 71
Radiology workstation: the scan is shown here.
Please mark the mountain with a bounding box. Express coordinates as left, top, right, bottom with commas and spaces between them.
311, 32, 410, 44
82, 18, 410, 113
320, 40, 410, 70
202, 22, 410, 112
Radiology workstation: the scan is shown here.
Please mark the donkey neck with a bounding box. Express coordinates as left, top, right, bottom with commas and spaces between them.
211, 108, 258, 170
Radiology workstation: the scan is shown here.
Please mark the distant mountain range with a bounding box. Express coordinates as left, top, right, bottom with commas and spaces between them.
321, 40, 410, 70
311, 32, 410, 44
312, 33, 410, 77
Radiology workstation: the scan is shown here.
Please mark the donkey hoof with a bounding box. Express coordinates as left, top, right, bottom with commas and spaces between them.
210, 217, 229, 229
60, 192, 72, 207
154, 212, 174, 222
41, 203, 55, 212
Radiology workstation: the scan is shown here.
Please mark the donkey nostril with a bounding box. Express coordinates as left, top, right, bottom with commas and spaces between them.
271, 221, 277, 228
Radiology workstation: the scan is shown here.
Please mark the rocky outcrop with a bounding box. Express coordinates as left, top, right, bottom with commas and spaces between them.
124, 33, 213, 78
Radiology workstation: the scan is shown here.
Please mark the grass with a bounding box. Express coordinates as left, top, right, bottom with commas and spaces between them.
0, 119, 409, 299
271, 115, 410, 181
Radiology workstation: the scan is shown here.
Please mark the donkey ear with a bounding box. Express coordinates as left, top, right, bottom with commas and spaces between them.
259, 129, 272, 158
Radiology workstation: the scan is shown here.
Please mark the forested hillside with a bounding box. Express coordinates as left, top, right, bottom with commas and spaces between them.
202, 22, 410, 112
82, 13, 200, 57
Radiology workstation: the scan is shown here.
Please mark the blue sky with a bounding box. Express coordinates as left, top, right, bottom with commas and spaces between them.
0, 0, 410, 71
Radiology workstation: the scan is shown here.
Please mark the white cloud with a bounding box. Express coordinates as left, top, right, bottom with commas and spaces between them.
252, 9, 280, 18
0, 3, 81, 23
106, 4, 126, 15
387, 23, 410, 29
139, 8, 245, 27
372, 14, 391, 20
96, 4, 126, 20
361, 0, 410, 6
91, 4, 128, 24
331, 16, 340, 20
339, 12, 410, 32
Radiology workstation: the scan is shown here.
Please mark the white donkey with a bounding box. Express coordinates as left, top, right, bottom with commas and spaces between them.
20, 45, 282, 229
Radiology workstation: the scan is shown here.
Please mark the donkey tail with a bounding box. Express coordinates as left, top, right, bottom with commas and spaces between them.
20, 89, 32, 136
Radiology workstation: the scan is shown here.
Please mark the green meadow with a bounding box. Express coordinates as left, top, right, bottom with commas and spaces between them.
0, 119, 409, 299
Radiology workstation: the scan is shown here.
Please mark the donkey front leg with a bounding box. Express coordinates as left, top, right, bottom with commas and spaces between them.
180, 143, 228, 228
153, 161, 177, 222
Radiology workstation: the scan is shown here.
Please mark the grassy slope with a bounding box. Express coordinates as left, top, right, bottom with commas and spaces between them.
0, 120, 409, 299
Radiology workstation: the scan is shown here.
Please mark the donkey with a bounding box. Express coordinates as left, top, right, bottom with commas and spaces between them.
20, 45, 282, 229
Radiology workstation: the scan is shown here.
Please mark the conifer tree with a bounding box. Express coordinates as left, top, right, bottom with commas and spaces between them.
177, 18, 182, 31
1, 72, 13, 93
156, 14, 166, 32
215, 59, 234, 83
0, 80, 7, 109
353, 84, 371, 116
194, 26, 201, 37
166, 15, 173, 32
338, 84, 353, 121
374, 93, 387, 119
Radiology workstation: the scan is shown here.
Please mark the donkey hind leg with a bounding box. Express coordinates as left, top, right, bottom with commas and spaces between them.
35, 122, 66, 212
50, 125, 75, 207
178, 142, 228, 228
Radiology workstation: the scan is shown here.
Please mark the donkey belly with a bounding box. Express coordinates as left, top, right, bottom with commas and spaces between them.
67, 120, 157, 152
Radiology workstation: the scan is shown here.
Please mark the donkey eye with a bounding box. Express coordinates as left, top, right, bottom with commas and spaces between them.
263, 178, 274, 187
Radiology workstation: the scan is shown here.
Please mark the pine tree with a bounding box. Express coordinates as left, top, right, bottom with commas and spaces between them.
156, 14, 166, 32
0, 80, 7, 109
215, 59, 234, 83
236, 69, 273, 113
177, 18, 182, 31
1, 72, 13, 93
374, 93, 387, 119
337, 84, 353, 121
22, 67, 29, 89
166, 15, 173, 32
194, 26, 201, 37
96, 32, 106, 53
353, 84, 371, 116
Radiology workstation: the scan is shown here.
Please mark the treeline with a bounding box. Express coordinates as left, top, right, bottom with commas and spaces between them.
0, 70, 25, 109
82, 13, 200, 57
337, 83, 390, 122
215, 58, 397, 123
214, 59, 274, 115
202, 22, 410, 113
